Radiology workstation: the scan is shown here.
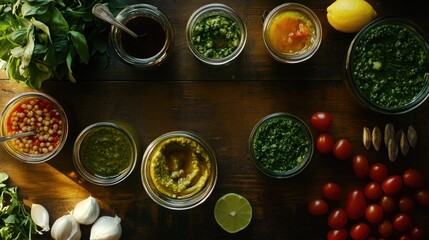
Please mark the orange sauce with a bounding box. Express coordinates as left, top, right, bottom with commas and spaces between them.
268, 11, 314, 54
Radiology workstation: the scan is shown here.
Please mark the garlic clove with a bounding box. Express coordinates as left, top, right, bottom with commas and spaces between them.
31, 203, 50, 231
90, 215, 122, 240
51, 214, 81, 240
72, 195, 100, 225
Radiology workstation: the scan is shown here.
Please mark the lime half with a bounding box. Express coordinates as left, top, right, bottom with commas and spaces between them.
214, 193, 252, 233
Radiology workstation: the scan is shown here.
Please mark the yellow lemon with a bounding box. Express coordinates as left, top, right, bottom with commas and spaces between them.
327, 0, 377, 33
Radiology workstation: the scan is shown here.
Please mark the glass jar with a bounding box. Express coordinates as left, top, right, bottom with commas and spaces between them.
73, 121, 141, 186
186, 3, 247, 65
141, 131, 218, 210
110, 4, 174, 68
262, 3, 322, 64
0, 92, 68, 163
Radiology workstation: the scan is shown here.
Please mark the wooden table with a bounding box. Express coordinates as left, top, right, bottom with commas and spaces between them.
1, 0, 429, 239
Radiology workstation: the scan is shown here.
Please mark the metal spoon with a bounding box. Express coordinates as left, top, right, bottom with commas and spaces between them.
0, 131, 36, 143
92, 3, 141, 38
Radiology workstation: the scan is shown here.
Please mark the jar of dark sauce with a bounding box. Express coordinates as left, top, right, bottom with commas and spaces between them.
110, 4, 174, 68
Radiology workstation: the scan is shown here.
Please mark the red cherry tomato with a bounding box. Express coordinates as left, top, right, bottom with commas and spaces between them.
409, 225, 424, 240
327, 228, 348, 240
415, 189, 429, 207
378, 219, 394, 238
393, 213, 413, 232
316, 133, 335, 154
379, 195, 397, 214
328, 208, 348, 229
364, 182, 382, 200
382, 175, 403, 196
369, 163, 389, 182
350, 222, 370, 240
399, 234, 412, 240
352, 155, 369, 178
333, 139, 352, 160
310, 112, 333, 132
345, 189, 366, 220
403, 168, 425, 189
308, 199, 328, 216
365, 204, 384, 224
398, 196, 415, 214
323, 182, 342, 201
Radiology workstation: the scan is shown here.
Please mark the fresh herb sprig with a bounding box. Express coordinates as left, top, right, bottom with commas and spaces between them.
0, 0, 124, 89
0, 172, 41, 240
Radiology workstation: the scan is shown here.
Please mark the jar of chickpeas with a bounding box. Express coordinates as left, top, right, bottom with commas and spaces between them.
0, 92, 68, 163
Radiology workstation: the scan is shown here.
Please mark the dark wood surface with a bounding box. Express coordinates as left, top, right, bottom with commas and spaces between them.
1, 0, 429, 239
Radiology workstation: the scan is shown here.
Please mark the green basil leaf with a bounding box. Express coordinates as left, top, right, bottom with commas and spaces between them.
0, 172, 9, 183
68, 30, 88, 64
66, 51, 76, 82
31, 17, 51, 43
9, 29, 27, 45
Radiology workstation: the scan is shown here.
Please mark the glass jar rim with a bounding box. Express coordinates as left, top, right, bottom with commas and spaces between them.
262, 3, 322, 64
185, 3, 247, 66
110, 4, 174, 68
0, 92, 68, 163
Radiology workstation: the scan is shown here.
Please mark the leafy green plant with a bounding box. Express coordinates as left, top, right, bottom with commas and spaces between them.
0, 0, 124, 89
0, 172, 41, 240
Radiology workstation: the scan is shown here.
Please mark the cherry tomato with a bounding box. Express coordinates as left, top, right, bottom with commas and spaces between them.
365, 204, 384, 224
399, 234, 412, 240
328, 208, 348, 229
350, 222, 370, 240
378, 219, 394, 238
382, 175, 403, 196
403, 168, 425, 189
393, 213, 413, 232
333, 139, 352, 160
352, 155, 369, 178
369, 163, 389, 182
415, 189, 429, 207
308, 199, 328, 216
323, 182, 342, 201
398, 196, 415, 214
345, 189, 366, 220
364, 182, 382, 200
327, 228, 348, 240
310, 112, 333, 132
409, 225, 424, 240
379, 195, 397, 214
316, 133, 335, 154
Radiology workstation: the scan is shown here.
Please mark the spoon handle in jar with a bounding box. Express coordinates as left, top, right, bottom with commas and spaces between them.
0, 131, 36, 143
92, 3, 139, 38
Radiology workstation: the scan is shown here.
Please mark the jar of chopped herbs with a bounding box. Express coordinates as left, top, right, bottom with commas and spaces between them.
249, 113, 313, 178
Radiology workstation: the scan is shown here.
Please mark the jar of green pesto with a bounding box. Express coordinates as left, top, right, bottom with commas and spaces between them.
249, 113, 314, 178
73, 121, 141, 186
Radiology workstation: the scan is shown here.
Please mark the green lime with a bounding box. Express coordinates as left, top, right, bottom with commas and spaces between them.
214, 193, 252, 233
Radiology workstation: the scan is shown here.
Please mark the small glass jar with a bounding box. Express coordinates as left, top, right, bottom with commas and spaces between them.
262, 3, 322, 63
141, 131, 218, 210
186, 3, 247, 66
110, 4, 174, 68
0, 92, 68, 163
73, 121, 140, 186
249, 113, 313, 178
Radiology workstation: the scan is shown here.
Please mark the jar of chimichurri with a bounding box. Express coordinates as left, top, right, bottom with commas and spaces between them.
346, 17, 429, 114
249, 113, 314, 178
73, 121, 141, 186
186, 3, 247, 65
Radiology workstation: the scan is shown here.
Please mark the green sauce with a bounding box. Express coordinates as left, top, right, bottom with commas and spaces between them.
192, 15, 241, 58
351, 23, 429, 109
252, 116, 310, 173
80, 126, 132, 178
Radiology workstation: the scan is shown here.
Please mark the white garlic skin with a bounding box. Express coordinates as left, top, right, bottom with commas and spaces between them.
51, 214, 81, 240
90, 215, 122, 240
31, 203, 50, 231
72, 195, 100, 225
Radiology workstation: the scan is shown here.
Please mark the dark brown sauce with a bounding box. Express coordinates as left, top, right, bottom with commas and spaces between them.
121, 16, 166, 59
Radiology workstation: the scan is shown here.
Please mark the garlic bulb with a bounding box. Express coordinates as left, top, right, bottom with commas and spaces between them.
90, 215, 122, 240
72, 195, 100, 225
51, 214, 81, 240
31, 203, 50, 231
